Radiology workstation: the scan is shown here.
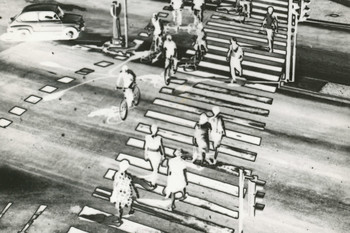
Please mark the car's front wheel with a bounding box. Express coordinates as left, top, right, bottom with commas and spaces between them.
64, 28, 79, 40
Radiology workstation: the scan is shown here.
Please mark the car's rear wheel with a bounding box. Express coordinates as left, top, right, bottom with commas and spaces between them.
65, 28, 79, 40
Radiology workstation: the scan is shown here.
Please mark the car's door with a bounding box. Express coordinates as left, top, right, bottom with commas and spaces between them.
37, 11, 62, 35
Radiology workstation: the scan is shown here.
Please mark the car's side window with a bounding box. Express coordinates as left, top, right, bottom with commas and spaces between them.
18, 12, 39, 22
38, 11, 60, 21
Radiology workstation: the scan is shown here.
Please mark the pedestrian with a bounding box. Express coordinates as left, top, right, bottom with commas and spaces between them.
151, 13, 163, 53
193, 113, 212, 164
261, 6, 278, 53
209, 106, 226, 164
226, 37, 244, 83
193, 22, 208, 60
110, 160, 138, 226
144, 124, 165, 186
192, 0, 205, 26
115, 65, 136, 108
164, 149, 188, 210
171, 0, 183, 29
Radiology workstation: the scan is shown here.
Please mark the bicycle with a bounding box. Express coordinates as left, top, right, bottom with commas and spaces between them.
117, 83, 141, 121
164, 56, 177, 86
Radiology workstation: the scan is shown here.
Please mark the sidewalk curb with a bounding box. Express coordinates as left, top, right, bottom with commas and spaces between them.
279, 85, 350, 106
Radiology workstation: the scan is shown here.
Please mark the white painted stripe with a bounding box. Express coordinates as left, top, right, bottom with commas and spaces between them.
199, 61, 280, 81
206, 45, 285, 63
0, 118, 12, 128
207, 21, 287, 39
137, 124, 193, 144
255, 0, 288, 6
252, 2, 288, 12
9, 107, 26, 116
79, 206, 162, 233
187, 50, 282, 72
67, 227, 89, 233
116, 154, 240, 196
95, 188, 111, 196
40, 85, 57, 93
252, 14, 288, 24
176, 68, 276, 92
252, 8, 288, 19
225, 130, 261, 145
126, 137, 175, 156
206, 36, 287, 55
145, 111, 196, 128
25, 95, 42, 104
57, 77, 74, 84
205, 28, 287, 46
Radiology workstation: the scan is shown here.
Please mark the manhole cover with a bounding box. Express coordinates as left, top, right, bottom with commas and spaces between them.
328, 13, 340, 17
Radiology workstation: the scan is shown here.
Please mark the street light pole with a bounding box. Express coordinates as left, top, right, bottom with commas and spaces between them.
285, 0, 293, 82
238, 168, 245, 233
123, 0, 128, 48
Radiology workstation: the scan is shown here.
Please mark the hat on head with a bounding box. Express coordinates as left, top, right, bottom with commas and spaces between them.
212, 106, 220, 116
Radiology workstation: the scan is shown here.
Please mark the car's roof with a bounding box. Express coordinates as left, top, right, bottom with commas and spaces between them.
22, 3, 59, 13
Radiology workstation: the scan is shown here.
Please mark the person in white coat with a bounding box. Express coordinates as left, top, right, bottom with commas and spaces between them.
171, 0, 183, 27
227, 37, 244, 83
209, 106, 226, 164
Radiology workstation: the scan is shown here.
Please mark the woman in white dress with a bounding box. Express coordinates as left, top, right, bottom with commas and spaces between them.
144, 124, 165, 186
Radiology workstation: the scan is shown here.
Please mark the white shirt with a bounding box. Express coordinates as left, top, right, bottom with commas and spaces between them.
171, 0, 183, 10
152, 18, 161, 35
117, 71, 134, 88
193, 0, 205, 10
163, 40, 177, 58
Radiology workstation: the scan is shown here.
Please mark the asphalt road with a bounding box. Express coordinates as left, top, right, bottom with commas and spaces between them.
0, 1, 349, 233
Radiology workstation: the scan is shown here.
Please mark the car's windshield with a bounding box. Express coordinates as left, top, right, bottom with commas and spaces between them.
56, 6, 64, 18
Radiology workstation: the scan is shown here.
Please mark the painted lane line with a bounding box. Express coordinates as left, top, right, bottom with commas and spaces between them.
113, 154, 240, 196
204, 28, 287, 47
207, 21, 287, 39
251, 14, 288, 24
39, 85, 58, 93
9, 106, 27, 116
206, 36, 286, 55
206, 44, 286, 63
198, 61, 280, 81
18, 205, 47, 233
0, 118, 13, 128
186, 49, 282, 72
94, 60, 114, 68
153, 98, 266, 130
24, 95, 42, 104
252, 8, 288, 19
67, 227, 89, 233
145, 111, 196, 128
193, 83, 273, 105
252, 2, 288, 12
0, 202, 13, 219
79, 206, 162, 233
57, 76, 75, 84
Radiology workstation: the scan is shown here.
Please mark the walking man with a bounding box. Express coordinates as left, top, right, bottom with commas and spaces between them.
194, 22, 208, 60
227, 37, 244, 83
151, 13, 163, 52
171, 0, 183, 28
144, 124, 165, 186
110, 160, 138, 226
209, 106, 225, 164
262, 6, 278, 53
193, 113, 212, 165
192, 0, 205, 26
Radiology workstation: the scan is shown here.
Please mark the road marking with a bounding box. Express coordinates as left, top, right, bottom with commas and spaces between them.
67, 227, 89, 233
145, 110, 196, 128
252, 2, 288, 12
75, 68, 94, 75
199, 60, 280, 81
139, 32, 150, 37
153, 98, 266, 130
251, 14, 288, 24
253, 0, 288, 6
9, 106, 27, 116
57, 76, 75, 84
18, 205, 47, 233
94, 60, 114, 68
252, 8, 288, 19
157, 12, 169, 18
0, 202, 12, 219
186, 50, 282, 72
204, 28, 287, 47
206, 36, 286, 55
0, 118, 13, 128
79, 206, 162, 233
159, 87, 174, 94
126, 137, 176, 156
39, 85, 58, 93
207, 21, 287, 39
24, 95, 42, 104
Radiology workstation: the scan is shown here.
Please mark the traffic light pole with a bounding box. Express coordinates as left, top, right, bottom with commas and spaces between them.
238, 168, 244, 233
123, 0, 128, 48
291, 15, 298, 83
285, 0, 293, 82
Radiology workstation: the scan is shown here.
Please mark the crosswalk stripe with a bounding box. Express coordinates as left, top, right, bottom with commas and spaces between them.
137, 122, 261, 146
207, 21, 287, 39
67, 227, 89, 233
193, 83, 273, 105
114, 154, 240, 196
199, 61, 280, 81
252, 14, 288, 24
145, 110, 197, 128
93, 186, 239, 219
252, 8, 288, 19
19, 205, 47, 233
153, 98, 266, 130
205, 28, 287, 46
187, 50, 282, 72
252, 2, 288, 12
207, 36, 286, 55
255, 0, 289, 6
0, 202, 12, 219
79, 206, 162, 233
126, 137, 176, 156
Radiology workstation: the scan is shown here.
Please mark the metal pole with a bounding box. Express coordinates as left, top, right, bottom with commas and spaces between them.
238, 168, 244, 233
291, 18, 298, 82
123, 0, 128, 48
285, 0, 293, 82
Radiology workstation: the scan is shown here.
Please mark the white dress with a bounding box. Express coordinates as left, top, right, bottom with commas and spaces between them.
145, 135, 162, 172
209, 115, 225, 148
166, 157, 187, 195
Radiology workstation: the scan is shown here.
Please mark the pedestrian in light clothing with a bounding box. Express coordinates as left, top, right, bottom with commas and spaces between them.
151, 13, 163, 52
193, 113, 212, 164
110, 160, 138, 226
144, 124, 165, 186
192, 0, 205, 26
171, 0, 183, 28
227, 37, 244, 83
209, 106, 225, 164
262, 6, 278, 53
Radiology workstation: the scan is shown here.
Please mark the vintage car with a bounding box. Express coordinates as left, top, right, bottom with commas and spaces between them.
7, 3, 85, 40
